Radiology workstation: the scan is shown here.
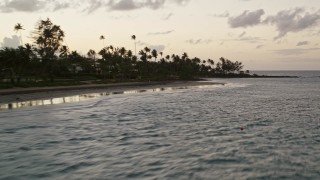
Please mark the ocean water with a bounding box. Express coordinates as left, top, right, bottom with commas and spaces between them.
0, 71, 320, 179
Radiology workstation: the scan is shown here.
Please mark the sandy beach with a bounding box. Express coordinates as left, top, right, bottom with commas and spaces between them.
0, 80, 225, 105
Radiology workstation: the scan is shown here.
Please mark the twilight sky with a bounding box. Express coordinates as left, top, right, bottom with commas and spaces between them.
1, 0, 320, 70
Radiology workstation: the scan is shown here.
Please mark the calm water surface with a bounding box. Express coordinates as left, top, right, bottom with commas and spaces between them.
1, 71, 320, 179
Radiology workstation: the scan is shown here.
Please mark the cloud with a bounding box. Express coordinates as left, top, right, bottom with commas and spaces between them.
226, 8, 320, 40
136, 40, 148, 47
107, 0, 191, 11
212, 11, 229, 18
296, 41, 309, 46
108, 0, 166, 11
53, 2, 71, 11
238, 31, 246, 38
136, 41, 166, 52
223, 35, 265, 44
108, 0, 139, 11
149, 45, 165, 52
186, 39, 212, 45
0, 0, 46, 12
1, 35, 21, 48
0, 0, 191, 13
0, 0, 78, 12
148, 30, 174, 35
275, 38, 288, 44
146, 0, 166, 10
162, 13, 173, 20
228, 9, 265, 28
273, 48, 320, 56
91, 0, 191, 12
84, 0, 105, 13
135, 39, 166, 52
264, 8, 320, 39
256, 45, 264, 49
237, 36, 265, 43
171, 0, 190, 5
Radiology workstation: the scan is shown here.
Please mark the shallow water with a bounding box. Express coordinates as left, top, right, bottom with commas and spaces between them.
0, 85, 214, 110
1, 73, 320, 179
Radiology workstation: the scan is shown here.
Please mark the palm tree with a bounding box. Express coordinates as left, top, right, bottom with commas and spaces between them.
138, 50, 147, 63
208, 59, 215, 67
109, 45, 114, 52
59, 45, 69, 57
144, 47, 150, 55
182, 52, 188, 61
131, 35, 136, 56
151, 49, 158, 61
98, 48, 107, 56
87, 49, 96, 59
100, 35, 105, 47
127, 50, 133, 58
14, 23, 24, 45
165, 55, 170, 61
87, 49, 97, 71
119, 47, 127, 57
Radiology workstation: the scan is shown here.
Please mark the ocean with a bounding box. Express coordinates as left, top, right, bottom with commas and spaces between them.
0, 71, 319, 179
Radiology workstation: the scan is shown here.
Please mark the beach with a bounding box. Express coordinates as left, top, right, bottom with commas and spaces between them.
0, 80, 224, 105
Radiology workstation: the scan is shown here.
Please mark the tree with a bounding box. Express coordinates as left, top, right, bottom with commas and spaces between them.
2, 19, 251, 84
165, 55, 170, 61
127, 50, 133, 58
182, 52, 188, 61
87, 49, 97, 73
32, 18, 65, 61
151, 49, 158, 61
31, 18, 66, 81
59, 45, 69, 58
87, 49, 96, 59
207, 59, 214, 70
144, 47, 150, 54
216, 57, 243, 74
139, 50, 147, 63
66, 51, 88, 73
98, 47, 107, 57
14, 23, 24, 45
100, 35, 105, 47
119, 47, 127, 57
131, 35, 136, 56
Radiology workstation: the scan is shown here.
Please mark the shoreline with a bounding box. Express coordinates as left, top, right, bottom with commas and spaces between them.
0, 80, 225, 105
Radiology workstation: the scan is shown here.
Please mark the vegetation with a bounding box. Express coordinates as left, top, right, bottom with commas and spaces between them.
14, 23, 24, 45
0, 18, 250, 89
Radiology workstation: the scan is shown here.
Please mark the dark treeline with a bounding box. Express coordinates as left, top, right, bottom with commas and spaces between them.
0, 18, 249, 87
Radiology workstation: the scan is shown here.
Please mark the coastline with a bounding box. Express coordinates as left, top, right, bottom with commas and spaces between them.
0, 80, 225, 105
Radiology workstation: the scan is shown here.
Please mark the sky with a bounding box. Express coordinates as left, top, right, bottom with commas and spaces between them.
1, 0, 320, 70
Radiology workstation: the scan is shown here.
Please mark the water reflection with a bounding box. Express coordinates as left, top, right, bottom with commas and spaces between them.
0, 85, 215, 111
